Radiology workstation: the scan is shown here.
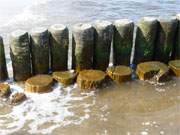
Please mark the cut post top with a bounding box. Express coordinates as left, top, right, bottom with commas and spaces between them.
158, 16, 177, 23
11, 29, 28, 39
176, 13, 180, 19
139, 17, 157, 23
114, 19, 133, 26
31, 27, 49, 36
73, 23, 93, 32
94, 20, 112, 29
49, 24, 68, 33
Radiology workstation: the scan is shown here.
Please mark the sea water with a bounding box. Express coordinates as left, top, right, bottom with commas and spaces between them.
0, 0, 180, 134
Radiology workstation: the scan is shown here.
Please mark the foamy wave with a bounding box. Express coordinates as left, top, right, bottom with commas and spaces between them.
0, 84, 96, 135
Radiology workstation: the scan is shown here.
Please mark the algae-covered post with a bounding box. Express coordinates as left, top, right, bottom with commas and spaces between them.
0, 37, 8, 81
49, 24, 69, 71
134, 17, 158, 64
173, 14, 180, 59
113, 19, 134, 66
10, 30, 32, 81
154, 17, 178, 63
94, 20, 113, 71
30, 27, 50, 74
72, 23, 94, 72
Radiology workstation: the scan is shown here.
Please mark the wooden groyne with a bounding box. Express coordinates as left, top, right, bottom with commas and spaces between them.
0, 14, 180, 84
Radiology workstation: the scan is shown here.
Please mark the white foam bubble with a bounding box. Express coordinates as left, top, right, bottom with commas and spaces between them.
0, 83, 96, 134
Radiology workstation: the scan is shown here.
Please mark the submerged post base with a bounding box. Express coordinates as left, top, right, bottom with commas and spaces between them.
77, 70, 106, 90
25, 75, 53, 93
136, 61, 169, 82
53, 70, 77, 86
107, 65, 132, 83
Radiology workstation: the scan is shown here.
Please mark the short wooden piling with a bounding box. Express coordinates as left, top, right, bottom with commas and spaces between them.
49, 24, 69, 71
94, 20, 113, 71
72, 23, 94, 72
0, 36, 8, 81
10, 30, 32, 81
30, 27, 50, 74
154, 17, 178, 63
134, 17, 158, 64
113, 19, 134, 66
174, 14, 180, 59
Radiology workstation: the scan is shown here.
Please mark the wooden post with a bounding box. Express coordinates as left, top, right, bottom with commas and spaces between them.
113, 19, 134, 66
49, 24, 69, 71
30, 27, 50, 74
173, 14, 180, 59
154, 17, 178, 63
0, 36, 8, 81
10, 30, 31, 81
72, 23, 94, 72
134, 17, 158, 64
94, 20, 113, 71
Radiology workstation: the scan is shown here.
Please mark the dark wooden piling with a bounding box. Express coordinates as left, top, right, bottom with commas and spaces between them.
113, 19, 134, 66
0, 36, 8, 81
154, 17, 178, 63
173, 14, 180, 59
94, 20, 113, 71
49, 24, 69, 71
72, 23, 94, 72
30, 27, 50, 74
134, 17, 158, 64
10, 30, 32, 81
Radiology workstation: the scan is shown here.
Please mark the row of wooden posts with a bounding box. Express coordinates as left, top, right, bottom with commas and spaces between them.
0, 14, 180, 82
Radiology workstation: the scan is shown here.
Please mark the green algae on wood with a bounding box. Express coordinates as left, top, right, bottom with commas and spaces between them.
77, 70, 106, 90
30, 27, 50, 74
10, 30, 32, 81
169, 60, 180, 76
173, 14, 180, 59
0, 83, 11, 98
113, 19, 134, 66
0, 36, 8, 81
134, 17, 158, 64
107, 65, 132, 83
136, 61, 169, 82
72, 23, 94, 72
94, 20, 113, 71
25, 75, 53, 93
49, 24, 69, 71
53, 70, 77, 86
10, 92, 27, 105
154, 17, 178, 63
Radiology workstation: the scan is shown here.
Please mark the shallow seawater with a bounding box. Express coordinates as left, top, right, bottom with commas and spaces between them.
0, 0, 180, 135
0, 78, 180, 135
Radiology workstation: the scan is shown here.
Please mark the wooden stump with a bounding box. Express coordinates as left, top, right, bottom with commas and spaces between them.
136, 61, 169, 82
25, 75, 53, 93
10, 92, 26, 105
49, 24, 69, 71
107, 65, 132, 83
30, 27, 50, 74
0, 83, 11, 98
134, 17, 158, 64
169, 60, 180, 76
94, 20, 113, 71
154, 17, 178, 63
53, 70, 77, 86
77, 70, 106, 90
10, 30, 32, 81
113, 19, 134, 66
0, 36, 8, 81
72, 23, 94, 72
